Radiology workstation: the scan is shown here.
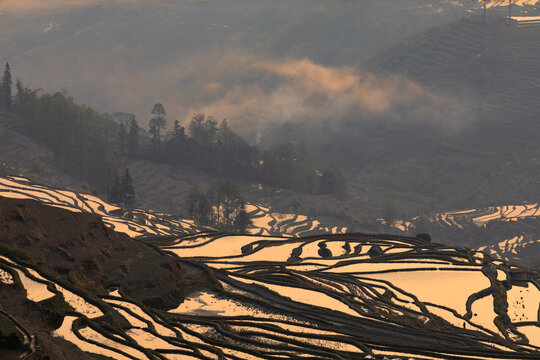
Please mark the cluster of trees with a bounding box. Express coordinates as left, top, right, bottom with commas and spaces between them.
3, 61, 348, 224
109, 168, 135, 208
120, 103, 347, 199
187, 179, 252, 233
5, 64, 120, 189
115, 112, 140, 157
0, 63, 12, 112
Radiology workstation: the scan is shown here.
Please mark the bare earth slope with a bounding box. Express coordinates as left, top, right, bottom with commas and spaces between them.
0, 196, 206, 309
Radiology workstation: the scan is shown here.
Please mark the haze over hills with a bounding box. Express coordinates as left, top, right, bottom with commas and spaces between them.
1, 1, 540, 252
1, 1, 540, 358
0, 0, 493, 126
2, 0, 540, 216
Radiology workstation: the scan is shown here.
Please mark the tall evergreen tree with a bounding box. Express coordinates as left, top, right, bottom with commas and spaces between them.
14, 78, 25, 110
189, 113, 205, 147
1, 62, 12, 111
218, 119, 231, 147
149, 103, 166, 154
173, 119, 185, 139
121, 168, 135, 208
127, 116, 139, 157
118, 122, 127, 155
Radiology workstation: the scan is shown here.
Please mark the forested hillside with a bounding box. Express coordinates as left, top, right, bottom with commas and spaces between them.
0, 0, 470, 123
1, 64, 347, 216
3, 1, 540, 221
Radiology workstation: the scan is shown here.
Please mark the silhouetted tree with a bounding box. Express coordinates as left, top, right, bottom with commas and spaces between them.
187, 179, 247, 230
127, 116, 139, 156
187, 185, 209, 224
1, 62, 12, 111
118, 122, 127, 155
201, 116, 218, 148
121, 168, 135, 208
149, 103, 166, 154
218, 119, 232, 148
14, 78, 24, 109
216, 179, 242, 228
173, 120, 185, 140
169, 119, 186, 160
188, 113, 205, 147
234, 201, 252, 233
109, 168, 135, 208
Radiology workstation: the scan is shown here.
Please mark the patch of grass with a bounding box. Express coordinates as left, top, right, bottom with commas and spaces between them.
0, 243, 31, 262
67, 269, 79, 285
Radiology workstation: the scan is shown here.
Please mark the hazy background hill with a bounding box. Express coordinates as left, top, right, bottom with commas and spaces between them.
1, 0, 474, 125
2, 0, 540, 219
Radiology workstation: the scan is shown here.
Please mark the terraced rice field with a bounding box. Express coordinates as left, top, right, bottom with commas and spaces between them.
2, 232, 540, 359
246, 204, 347, 237
388, 204, 540, 233
383, 203, 540, 263
487, 1, 540, 9
0, 175, 539, 359
0, 176, 347, 238
0, 175, 199, 237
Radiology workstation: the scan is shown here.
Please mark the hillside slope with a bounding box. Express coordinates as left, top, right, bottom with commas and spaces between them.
0, 195, 212, 359
367, 16, 540, 140
1, 202, 539, 359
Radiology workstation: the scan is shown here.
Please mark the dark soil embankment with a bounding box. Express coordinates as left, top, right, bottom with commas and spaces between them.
0, 195, 210, 309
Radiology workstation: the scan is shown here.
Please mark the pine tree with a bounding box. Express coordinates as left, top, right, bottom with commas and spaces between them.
1, 62, 12, 111
173, 119, 185, 139
109, 169, 135, 208
118, 122, 127, 155
15, 78, 25, 110
189, 113, 205, 147
121, 168, 135, 208
149, 103, 166, 154
127, 116, 139, 156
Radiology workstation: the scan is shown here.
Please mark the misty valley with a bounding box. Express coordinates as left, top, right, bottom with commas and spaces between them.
1, 0, 540, 359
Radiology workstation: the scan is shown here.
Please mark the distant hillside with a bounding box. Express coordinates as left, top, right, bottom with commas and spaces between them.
0, 111, 93, 192
309, 15, 540, 214
384, 202, 540, 268
0, 0, 473, 123
366, 15, 540, 125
